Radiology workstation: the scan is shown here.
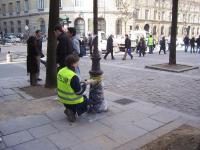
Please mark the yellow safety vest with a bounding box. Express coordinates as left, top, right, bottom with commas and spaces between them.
57, 67, 84, 105
148, 37, 154, 46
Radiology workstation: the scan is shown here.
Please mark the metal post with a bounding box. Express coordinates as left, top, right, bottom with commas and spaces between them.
89, 0, 107, 113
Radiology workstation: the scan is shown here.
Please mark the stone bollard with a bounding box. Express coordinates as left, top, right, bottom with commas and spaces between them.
6, 51, 12, 62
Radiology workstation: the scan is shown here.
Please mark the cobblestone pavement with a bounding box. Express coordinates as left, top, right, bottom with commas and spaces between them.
79, 51, 200, 117
0, 49, 200, 149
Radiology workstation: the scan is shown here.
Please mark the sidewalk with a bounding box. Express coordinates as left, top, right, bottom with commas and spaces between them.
0, 90, 200, 150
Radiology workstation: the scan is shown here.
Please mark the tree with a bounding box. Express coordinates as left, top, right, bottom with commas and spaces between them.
115, 0, 133, 33
45, 0, 59, 88
169, 0, 178, 65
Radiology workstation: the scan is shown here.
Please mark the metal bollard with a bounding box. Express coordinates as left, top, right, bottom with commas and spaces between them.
6, 51, 12, 62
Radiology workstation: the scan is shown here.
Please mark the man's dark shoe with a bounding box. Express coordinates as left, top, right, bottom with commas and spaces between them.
64, 109, 76, 122
37, 78, 42, 81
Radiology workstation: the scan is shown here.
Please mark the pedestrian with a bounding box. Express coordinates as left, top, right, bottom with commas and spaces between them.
67, 27, 80, 55
88, 33, 93, 55
183, 35, 190, 52
104, 34, 115, 60
57, 54, 96, 122
80, 33, 87, 57
159, 36, 166, 54
138, 37, 147, 57
35, 30, 43, 81
196, 35, 200, 53
54, 24, 73, 70
190, 37, 196, 53
67, 27, 81, 78
122, 34, 133, 60
147, 35, 154, 54
27, 36, 40, 86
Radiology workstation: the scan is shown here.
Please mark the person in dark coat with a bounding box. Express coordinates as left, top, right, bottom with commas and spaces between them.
88, 33, 93, 55
104, 35, 115, 60
27, 36, 40, 86
138, 37, 146, 57
123, 34, 133, 60
196, 35, 200, 53
159, 36, 166, 54
183, 35, 190, 52
54, 24, 73, 70
190, 37, 196, 53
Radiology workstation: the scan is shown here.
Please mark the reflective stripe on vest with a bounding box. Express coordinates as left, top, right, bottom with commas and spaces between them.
57, 67, 84, 105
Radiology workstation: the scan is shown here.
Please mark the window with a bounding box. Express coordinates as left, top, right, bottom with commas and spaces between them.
154, 10, 157, 20
116, 0, 122, 8
116, 19, 122, 35
25, 20, 29, 26
10, 21, 14, 33
98, 0, 104, 8
135, 9, 139, 19
188, 14, 191, 23
59, 0, 62, 8
74, 0, 83, 7
74, 18, 85, 36
9, 3, 13, 15
98, 18, 106, 32
153, 26, 157, 35
17, 21, 21, 33
161, 26, 164, 35
145, 10, 149, 20
38, 0, 44, 10
161, 12, 165, 21
16, 1, 21, 14
2, 4, 6, 16
3, 22, 7, 33
24, 0, 29, 13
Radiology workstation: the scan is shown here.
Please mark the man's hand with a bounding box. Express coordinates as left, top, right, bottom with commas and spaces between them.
85, 79, 98, 85
57, 64, 60, 68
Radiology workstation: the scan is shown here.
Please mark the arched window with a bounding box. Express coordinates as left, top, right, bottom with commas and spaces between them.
197, 27, 199, 35
17, 21, 21, 33
161, 26, 164, 35
40, 18, 46, 33
10, 21, 14, 33
153, 26, 157, 35
74, 18, 85, 36
98, 18, 106, 32
135, 25, 139, 30
192, 27, 195, 35
116, 19, 122, 35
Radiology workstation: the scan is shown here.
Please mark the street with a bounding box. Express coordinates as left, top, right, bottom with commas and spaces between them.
0, 45, 200, 150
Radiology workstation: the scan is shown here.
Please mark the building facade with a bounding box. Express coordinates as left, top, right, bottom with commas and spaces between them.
0, 0, 200, 38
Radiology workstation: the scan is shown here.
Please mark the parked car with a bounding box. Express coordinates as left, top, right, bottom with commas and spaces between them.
4, 35, 21, 43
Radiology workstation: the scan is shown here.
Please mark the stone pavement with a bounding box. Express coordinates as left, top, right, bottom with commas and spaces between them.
0, 50, 200, 149
0, 91, 199, 150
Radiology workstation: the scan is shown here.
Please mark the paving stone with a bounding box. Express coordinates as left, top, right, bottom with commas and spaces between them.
13, 138, 59, 150
104, 124, 148, 144
28, 124, 58, 138
3, 131, 33, 147
46, 107, 67, 121
2, 89, 16, 96
150, 110, 181, 123
133, 118, 164, 131
70, 135, 116, 150
69, 122, 111, 141
0, 141, 6, 150
48, 131, 81, 149
51, 119, 78, 131
0, 115, 51, 135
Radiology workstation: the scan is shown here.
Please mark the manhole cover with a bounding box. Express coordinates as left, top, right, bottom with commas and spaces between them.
114, 98, 135, 105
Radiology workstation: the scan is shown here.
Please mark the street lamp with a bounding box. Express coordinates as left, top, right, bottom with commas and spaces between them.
89, 0, 107, 113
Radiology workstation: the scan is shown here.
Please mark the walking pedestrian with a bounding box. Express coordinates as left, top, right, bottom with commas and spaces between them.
54, 24, 73, 70
138, 37, 147, 57
27, 36, 40, 86
104, 34, 115, 60
147, 35, 154, 54
159, 36, 166, 54
122, 34, 133, 60
57, 54, 96, 122
88, 33, 93, 55
190, 37, 196, 53
183, 35, 190, 52
35, 30, 43, 81
196, 35, 200, 53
